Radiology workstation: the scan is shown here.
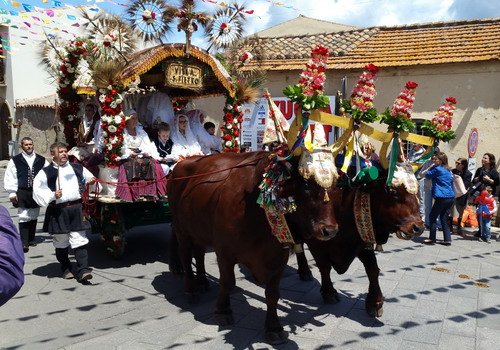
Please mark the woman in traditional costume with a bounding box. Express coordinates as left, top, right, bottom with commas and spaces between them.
115, 109, 166, 201
170, 113, 203, 161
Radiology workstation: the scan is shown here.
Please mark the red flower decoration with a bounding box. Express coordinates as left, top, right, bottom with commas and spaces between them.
365, 63, 379, 74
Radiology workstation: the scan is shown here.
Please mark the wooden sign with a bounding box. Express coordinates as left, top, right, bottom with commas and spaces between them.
165, 63, 202, 89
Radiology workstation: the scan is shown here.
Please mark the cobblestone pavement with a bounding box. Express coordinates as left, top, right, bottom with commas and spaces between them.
1, 164, 500, 349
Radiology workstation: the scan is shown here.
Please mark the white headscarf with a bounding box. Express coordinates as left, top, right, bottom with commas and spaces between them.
146, 92, 175, 127
171, 113, 203, 159
187, 109, 213, 155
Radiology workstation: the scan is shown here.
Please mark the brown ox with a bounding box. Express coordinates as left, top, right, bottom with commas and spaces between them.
168, 151, 338, 344
296, 180, 424, 316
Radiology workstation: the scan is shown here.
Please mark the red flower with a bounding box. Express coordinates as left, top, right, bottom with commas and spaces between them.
446, 96, 457, 104
220, 23, 228, 30
406, 81, 418, 89
365, 63, 379, 74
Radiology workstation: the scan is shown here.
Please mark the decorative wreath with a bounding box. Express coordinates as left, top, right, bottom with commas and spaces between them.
380, 81, 418, 132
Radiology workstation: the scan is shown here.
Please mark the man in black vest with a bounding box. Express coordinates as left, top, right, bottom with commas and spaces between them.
33, 142, 96, 282
3, 137, 49, 252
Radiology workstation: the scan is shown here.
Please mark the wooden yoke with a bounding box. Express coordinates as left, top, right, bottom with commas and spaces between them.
287, 109, 435, 170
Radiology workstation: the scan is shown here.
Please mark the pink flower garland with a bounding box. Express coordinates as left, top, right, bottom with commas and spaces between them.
298, 45, 329, 97
390, 81, 418, 119
350, 63, 379, 112
283, 45, 330, 111
431, 96, 457, 132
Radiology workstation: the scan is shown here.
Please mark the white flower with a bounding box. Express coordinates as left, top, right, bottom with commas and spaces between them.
226, 104, 233, 110
99, 89, 107, 94
98, 95, 106, 103
114, 115, 123, 124
107, 85, 113, 90
233, 118, 238, 124
108, 125, 117, 133
67, 115, 75, 121
226, 123, 232, 129
225, 140, 232, 147
67, 67, 75, 73
110, 136, 117, 144
107, 144, 113, 150
102, 131, 108, 137
115, 156, 121, 161
110, 101, 117, 108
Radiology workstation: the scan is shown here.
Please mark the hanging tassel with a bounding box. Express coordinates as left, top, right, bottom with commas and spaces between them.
323, 188, 329, 202
375, 244, 384, 252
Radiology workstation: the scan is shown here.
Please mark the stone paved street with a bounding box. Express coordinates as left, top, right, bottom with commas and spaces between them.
1, 162, 500, 349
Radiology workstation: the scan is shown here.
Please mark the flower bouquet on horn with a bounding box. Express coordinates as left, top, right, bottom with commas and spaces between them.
380, 81, 418, 132
342, 63, 380, 123
421, 96, 458, 142
283, 45, 330, 112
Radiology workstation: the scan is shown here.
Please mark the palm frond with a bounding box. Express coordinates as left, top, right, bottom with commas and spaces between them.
91, 59, 127, 89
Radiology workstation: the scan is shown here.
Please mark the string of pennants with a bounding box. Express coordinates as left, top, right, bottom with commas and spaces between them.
0, 0, 302, 56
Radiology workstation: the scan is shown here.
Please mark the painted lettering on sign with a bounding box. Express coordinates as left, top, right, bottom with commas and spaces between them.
166, 64, 202, 88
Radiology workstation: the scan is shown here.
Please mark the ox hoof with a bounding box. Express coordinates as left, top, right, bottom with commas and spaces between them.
265, 330, 288, 345
298, 270, 313, 281
214, 312, 234, 326
366, 304, 384, 317
322, 292, 340, 304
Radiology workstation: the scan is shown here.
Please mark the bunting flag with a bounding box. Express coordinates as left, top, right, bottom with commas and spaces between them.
22, 3, 32, 12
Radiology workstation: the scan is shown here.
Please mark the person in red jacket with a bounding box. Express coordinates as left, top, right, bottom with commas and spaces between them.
474, 187, 498, 243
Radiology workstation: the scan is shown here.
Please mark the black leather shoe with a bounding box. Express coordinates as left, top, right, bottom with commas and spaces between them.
29, 241, 37, 247
23, 246, 29, 253
474, 232, 481, 238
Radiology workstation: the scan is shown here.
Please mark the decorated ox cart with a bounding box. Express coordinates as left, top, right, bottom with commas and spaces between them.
41, 0, 252, 257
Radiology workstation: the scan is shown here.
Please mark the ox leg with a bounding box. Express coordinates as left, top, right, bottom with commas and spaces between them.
178, 238, 198, 303
295, 244, 313, 281
358, 249, 383, 317
318, 263, 340, 304
193, 245, 209, 292
214, 257, 235, 326
264, 273, 288, 345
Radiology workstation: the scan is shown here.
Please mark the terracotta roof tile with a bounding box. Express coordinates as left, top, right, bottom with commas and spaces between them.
249, 18, 500, 71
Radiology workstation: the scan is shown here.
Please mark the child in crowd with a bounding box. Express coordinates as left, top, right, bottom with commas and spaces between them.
203, 122, 223, 154
152, 123, 175, 174
474, 186, 498, 243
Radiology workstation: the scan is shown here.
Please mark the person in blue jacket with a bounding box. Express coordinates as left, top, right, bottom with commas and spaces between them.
0, 204, 25, 306
421, 152, 455, 245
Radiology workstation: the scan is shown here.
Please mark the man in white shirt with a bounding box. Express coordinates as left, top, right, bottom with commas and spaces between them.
33, 142, 96, 282
3, 137, 49, 252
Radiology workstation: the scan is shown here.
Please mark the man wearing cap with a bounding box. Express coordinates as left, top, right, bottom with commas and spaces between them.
33, 142, 96, 282
3, 137, 49, 252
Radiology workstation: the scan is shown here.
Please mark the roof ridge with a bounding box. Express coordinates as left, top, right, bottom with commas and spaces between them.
255, 26, 378, 40
375, 17, 500, 30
